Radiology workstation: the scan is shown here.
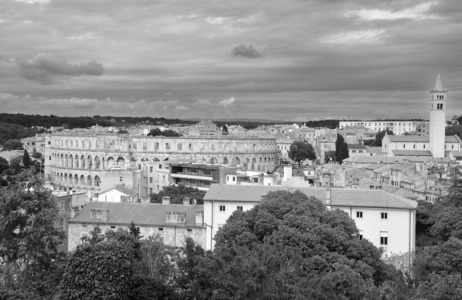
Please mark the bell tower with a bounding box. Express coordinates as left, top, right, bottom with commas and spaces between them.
429, 73, 447, 158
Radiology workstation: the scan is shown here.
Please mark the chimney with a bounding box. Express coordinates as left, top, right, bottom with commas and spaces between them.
196, 210, 204, 226
325, 188, 332, 210
162, 196, 170, 205
183, 197, 190, 206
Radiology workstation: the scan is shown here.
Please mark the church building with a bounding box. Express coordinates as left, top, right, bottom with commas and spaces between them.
382, 74, 461, 158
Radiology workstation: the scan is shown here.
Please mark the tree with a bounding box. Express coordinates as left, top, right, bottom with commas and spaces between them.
374, 130, 394, 147
200, 190, 403, 299
335, 134, 349, 164
2, 139, 23, 151
0, 157, 9, 174
445, 125, 462, 140
288, 141, 316, 166
147, 128, 181, 137
22, 149, 31, 169
0, 170, 65, 298
56, 229, 138, 300
150, 184, 206, 204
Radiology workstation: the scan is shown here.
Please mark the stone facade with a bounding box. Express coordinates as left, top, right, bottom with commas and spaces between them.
44, 132, 280, 195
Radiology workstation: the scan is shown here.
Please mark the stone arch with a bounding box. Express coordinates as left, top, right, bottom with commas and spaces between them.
223, 157, 229, 164
117, 157, 125, 167
80, 155, 86, 169
94, 156, 101, 169
164, 157, 169, 161
80, 174, 85, 185
141, 157, 149, 162
210, 157, 217, 164
74, 174, 79, 185
87, 155, 92, 169
74, 155, 79, 168
87, 175, 92, 186
94, 175, 100, 187
235, 157, 241, 165
106, 157, 114, 168
65, 154, 69, 167
153, 157, 160, 162
64, 173, 68, 183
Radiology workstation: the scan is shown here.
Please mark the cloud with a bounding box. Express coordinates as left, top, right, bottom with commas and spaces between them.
231, 44, 265, 59
175, 105, 189, 111
16, 53, 104, 84
321, 30, 387, 44
218, 97, 235, 108
346, 2, 439, 21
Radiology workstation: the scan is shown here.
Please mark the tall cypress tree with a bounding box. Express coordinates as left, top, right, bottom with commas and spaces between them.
22, 149, 32, 169
335, 134, 349, 164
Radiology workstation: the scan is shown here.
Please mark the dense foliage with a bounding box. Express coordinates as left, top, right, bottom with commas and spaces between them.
150, 184, 206, 205
373, 130, 394, 147
412, 168, 462, 299
0, 123, 43, 145
445, 125, 462, 140
0, 170, 65, 299
288, 141, 316, 166
335, 134, 349, 163
1, 139, 24, 151
147, 128, 182, 137
195, 190, 404, 299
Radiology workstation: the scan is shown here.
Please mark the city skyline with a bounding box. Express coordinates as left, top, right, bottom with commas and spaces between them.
1, 0, 461, 121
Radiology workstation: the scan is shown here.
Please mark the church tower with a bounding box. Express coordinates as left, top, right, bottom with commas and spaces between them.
429, 73, 447, 158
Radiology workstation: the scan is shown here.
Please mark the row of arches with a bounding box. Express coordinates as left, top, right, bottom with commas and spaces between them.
53, 154, 127, 170
52, 152, 278, 172
55, 172, 101, 187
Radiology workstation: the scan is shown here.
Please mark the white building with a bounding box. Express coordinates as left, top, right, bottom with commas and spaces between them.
380, 74, 461, 159
339, 121, 418, 135
203, 184, 417, 256
97, 185, 139, 203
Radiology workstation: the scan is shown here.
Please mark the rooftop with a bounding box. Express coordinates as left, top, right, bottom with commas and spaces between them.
69, 202, 204, 227
204, 184, 417, 209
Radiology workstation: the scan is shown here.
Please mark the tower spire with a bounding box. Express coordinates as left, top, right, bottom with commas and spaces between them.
432, 73, 446, 92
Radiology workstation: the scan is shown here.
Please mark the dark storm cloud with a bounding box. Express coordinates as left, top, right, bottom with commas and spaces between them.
16, 53, 104, 84
1, 0, 462, 120
231, 44, 265, 59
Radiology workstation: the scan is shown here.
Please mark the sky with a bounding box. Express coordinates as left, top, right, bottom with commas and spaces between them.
1, 0, 462, 121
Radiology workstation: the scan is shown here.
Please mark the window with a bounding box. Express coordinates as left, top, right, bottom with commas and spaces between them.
149, 188, 153, 194
359, 230, 363, 240
155, 143, 159, 150
219, 205, 226, 212
166, 143, 170, 150
380, 232, 388, 246
356, 211, 363, 218
237, 206, 243, 211
111, 226, 116, 229
177, 143, 182, 150
159, 164, 162, 169
150, 166, 153, 172
187, 228, 193, 232
159, 228, 164, 231
58, 218, 64, 227
352, 150, 356, 153
150, 177, 153, 183
381, 212, 388, 219
120, 177, 123, 182
58, 201, 65, 211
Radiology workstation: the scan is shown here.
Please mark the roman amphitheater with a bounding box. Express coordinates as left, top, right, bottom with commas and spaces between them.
44, 132, 280, 192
